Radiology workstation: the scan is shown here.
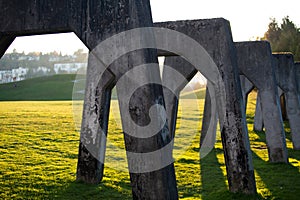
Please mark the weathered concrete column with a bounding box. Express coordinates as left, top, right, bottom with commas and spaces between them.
240, 75, 254, 111
0, 0, 179, 198
76, 61, 114, 183
273, 53, 300, 150
254, 94, 264, 131
0, 35, 16, 59
162, 56, 197, 139
236, 41, 288, 163
155, 18, 256, 194
200, 85, 218, 147
254, 86, 286, 132
200, 75, 253, 147
111, 50, 177, 199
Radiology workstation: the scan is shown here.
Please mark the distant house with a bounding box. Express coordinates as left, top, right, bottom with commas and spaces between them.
0, 67, 29, 83
33, 66, 50, 74
54, 63, 87, 74
12, 67, 29, 81
0, 70, 13, 83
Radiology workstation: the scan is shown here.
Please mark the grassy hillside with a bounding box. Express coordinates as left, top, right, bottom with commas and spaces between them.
0, 75, 121, 101
0, 75, 77, 101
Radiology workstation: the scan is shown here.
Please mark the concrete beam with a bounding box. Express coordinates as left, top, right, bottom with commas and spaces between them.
155, 18, 256, 194
236, 41, 288, 163
273, 53, 300, 150
0, 0, 141, 49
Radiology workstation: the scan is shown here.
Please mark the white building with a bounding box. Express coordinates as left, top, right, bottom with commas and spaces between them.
54, 63, 87, 74
0, 67, 28, 84
12, 67, 29, 81
0, 70, 13, 83
33, 66, 50, 74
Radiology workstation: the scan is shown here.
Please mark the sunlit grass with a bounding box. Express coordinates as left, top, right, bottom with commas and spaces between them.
0, 94, 300, 199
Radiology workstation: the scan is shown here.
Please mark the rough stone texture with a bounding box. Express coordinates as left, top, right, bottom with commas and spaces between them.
0, 0, 179, 198
155, 19, 257, 194
0, 0, 132, 49
273, 53, 300, 150
77, 64, 114, 183
162, 56, 197, 139
107, 49, 178, 199
236, 41, 288, 163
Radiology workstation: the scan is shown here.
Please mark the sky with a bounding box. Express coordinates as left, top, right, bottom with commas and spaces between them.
5, 0, 300, 55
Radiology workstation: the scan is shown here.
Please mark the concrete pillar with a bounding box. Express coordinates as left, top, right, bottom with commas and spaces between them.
273, 53, 300, 150
80, 2, 178, 199
254, 94, 264, 131
113, 51, 178, 199
162, 56, 197, 139
240, 75, 254, 111
0, 35, 16, 59
254, 85, 288, 132
200, 75, 253, 147
200, 85, 217, 147
155, 18, 256, 194
0, 0, 179, 198
76, 62, 114, 183
235, 41, 288, 163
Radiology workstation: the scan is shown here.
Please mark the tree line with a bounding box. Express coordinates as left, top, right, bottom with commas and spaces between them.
0, 49, 88, 71
262, 16, 300, 61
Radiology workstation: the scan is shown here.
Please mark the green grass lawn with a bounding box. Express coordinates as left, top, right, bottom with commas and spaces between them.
0, 75, 78, 101
0, 92, 300, 199
0, 74, 120, 101
180, 88, 206, 99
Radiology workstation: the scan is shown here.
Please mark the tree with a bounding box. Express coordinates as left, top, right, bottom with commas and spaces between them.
262, 16, 300, 61
73, 49, 88, 62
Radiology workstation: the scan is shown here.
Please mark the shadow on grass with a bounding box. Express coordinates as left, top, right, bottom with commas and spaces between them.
200, 148, 262, 200
251, 131, 300, 199
252, 151, 300, 199
200, 148, 229, 199
288, 148, 300, 160
54, 179, 132, 200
